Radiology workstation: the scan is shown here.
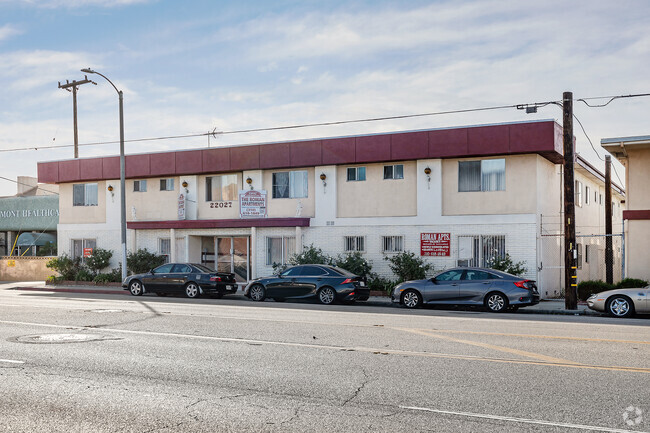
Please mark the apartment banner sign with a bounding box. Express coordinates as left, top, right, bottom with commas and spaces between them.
239, 190, 267, 218
420, 233, 451, 256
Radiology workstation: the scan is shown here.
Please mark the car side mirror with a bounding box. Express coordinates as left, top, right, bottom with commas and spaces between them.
431, 277, 437, 284
150, 269, 155, 274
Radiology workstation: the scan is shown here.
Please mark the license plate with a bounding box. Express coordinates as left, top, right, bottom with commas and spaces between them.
359, 281, 365, 286
226, 285, 233, 290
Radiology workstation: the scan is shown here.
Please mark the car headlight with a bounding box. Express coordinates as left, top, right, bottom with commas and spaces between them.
587, 293, 597, 300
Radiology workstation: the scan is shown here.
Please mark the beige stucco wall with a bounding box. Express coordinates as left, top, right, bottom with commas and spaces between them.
442, 155, 537, 215
627, 220, 650, 281
263, 167, 315, 218
337, 162, 417, 218
627, 148, 650, 210
127, 177, 180, 222
196, 173, 242, 220
59, 181, 107, 224
536, 156, 562, 216
0, 256, 53, 281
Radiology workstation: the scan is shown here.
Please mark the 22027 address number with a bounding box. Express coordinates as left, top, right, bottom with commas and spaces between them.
210, 202, 233, 208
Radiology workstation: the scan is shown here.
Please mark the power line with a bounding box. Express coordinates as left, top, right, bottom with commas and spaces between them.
0, 176, 59, 196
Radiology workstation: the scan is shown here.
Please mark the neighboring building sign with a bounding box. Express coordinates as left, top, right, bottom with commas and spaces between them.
178, 193, 187, 220
239, 190, 267, 218
420, 233, 451, 256
0, 196, 59, 231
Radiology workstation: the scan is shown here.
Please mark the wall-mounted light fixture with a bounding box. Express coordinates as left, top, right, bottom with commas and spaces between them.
107, 184, 115, 198
181, 180, 189, 194
320, 173, 327, 187
246, 177, 253, 190
424, 167, 431, 189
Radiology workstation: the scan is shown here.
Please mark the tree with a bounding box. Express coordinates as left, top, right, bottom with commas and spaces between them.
385, 251, 432, 282
487, 253, 527, 276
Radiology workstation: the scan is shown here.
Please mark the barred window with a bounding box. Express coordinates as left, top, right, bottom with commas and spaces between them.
382, 235, 403, 253
159, 238, 171, 264
344, 236, 365, 252
458, 235, 506, 267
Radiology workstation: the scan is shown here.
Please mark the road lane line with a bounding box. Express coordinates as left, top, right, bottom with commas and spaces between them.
397, 327, 582, 365
400, 406, 649, 433
1, 319, 649, 374
0, 359, 24, 364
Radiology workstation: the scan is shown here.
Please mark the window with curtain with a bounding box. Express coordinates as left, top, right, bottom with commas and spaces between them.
347, 167, 366, 181
458, 159, 505, 192
133, 180, 147, 192
73, 183, 98, 206
383, 164, 404, 180
206, 175, 238, 201
272, 171, 308, 198
160, 178, 174, 191
266, 236, 296, 265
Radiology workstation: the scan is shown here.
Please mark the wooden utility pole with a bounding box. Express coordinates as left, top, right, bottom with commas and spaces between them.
563, 91, 578, 310
58, 76, 96, 158
605, 155, 614, 284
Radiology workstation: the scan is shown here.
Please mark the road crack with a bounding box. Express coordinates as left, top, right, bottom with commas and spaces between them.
342, 368, 370, 407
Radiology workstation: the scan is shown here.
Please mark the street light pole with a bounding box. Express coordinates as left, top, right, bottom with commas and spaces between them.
81, 68, 128, 282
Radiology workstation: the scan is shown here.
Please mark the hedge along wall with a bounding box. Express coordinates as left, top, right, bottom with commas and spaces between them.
0, 256, 53, 281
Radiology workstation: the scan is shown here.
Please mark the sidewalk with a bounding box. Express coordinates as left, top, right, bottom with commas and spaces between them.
3, 281, 601, 316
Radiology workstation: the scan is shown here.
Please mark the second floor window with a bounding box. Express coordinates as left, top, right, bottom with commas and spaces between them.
458, 159, 505, 192
72, 183, 98, 206
575, 180, 583, 207
160, 178, 174, 191
347, 167, 366, 181
383, 164, 404, 180
134, 180, 147, 192
206, 175, 238, 201
273, 170, 308, 199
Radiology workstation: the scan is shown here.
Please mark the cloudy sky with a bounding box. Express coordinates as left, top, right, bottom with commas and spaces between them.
1, 0, 648, 196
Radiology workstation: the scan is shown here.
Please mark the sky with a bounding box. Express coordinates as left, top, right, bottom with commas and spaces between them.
0, 0, 648, 197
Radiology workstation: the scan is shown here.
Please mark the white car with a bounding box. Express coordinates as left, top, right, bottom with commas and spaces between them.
586, 286, 649, 318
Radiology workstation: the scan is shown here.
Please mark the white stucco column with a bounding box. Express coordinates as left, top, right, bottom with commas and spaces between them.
295, 226, 303, 254
170, 228, 176, 262
250, 226, 257, 280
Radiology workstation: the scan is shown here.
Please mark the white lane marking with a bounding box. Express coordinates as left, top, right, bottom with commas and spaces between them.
0, 359, 24, 364
400, 406, 649, 433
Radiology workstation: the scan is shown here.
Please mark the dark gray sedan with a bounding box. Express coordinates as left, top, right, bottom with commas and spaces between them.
391, 267, 540, 312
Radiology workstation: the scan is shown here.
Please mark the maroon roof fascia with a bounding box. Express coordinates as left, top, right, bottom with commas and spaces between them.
127, 218, 311, 230
623, 210, 650, 221
37, 120, 563, 184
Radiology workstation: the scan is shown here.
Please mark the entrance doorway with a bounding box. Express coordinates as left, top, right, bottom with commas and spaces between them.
216, 237, 250, 283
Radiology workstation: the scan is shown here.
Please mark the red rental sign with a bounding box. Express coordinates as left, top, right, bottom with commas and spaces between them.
83, 248, 93, 258
420, 233, 450, 256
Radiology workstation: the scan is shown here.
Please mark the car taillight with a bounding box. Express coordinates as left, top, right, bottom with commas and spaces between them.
341, 278, 353, 284
210, 276, 221, 282
514, 280, 532, 290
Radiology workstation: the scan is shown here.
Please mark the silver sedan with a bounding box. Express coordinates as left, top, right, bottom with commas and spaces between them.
586, 286, 649, 318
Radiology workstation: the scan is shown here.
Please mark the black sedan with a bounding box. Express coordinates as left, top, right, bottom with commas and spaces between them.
123, 263, 237, 298
391, 267, 540, 312
244, 264, 369, 304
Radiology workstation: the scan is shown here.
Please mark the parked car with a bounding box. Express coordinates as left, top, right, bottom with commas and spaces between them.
123, 263, 237, 298
390, 267, 540, 312
586, 285, 649, 317
244, 264, 369, 304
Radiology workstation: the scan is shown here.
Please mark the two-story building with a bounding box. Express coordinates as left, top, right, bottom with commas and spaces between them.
37, 119, 623, 297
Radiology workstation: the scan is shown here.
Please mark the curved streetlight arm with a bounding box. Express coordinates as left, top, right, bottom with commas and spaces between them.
81, 68, 121, 95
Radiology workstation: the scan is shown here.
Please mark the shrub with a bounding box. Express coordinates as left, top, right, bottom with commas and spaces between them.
288, 244, 333, 266
577, 280, 614, 301
616, 278, 648, 289
385, 251, 432, 283
85, 248, 113, 274
487, 253, 527, 276
127, 249, 166, 275
367, 275, 397, 295
334, 252, 373, 278
46, 255, 83, 281
74, 268, 95, 282
93, 271, 121, 284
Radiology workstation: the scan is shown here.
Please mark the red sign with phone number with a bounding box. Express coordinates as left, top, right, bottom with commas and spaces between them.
420, 233, 450, 256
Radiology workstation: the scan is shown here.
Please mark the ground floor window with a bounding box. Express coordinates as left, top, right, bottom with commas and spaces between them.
266, 236, 296, 266
382, 235, 404, 253
457, 235, 505, 267
344, 236, 365, 252
71, 238, 96, 261
159, 238, 171, 263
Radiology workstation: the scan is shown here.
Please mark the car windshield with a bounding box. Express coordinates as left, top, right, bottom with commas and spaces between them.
191, 264, 214, 273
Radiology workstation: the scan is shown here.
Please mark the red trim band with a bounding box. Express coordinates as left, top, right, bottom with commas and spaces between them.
127, 218, 310, 230
623, 210, 650, 220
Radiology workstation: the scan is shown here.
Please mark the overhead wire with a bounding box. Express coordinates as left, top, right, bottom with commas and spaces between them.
0, 176, 59, 196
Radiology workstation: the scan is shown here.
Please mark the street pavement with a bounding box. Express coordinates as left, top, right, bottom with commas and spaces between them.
0, 282, 648, 432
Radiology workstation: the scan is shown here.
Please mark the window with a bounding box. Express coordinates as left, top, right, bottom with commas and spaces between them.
344, 236, 365, 252
458, 159, 505, 192
595, 190, 598, 204
272, 171, 308, 199
465, 270, 493, 281
153, 263, 174, 274
585, 244, 590, 264
457, 235, 506, 267
300, 265, 328, 277
171, 264, 191, 273
72, 183, 98, 206
382, 235, 403, 253
71, 239, 96, 261
160, 178, 174, 191
159, 238, 171, 263
206, 175, 238, 201
347, 167, 366, 181
266, 236, 296, 266
585, 186, 590, 205
436, 270, 464, 281
383, 164, 404, 180
134, 180, 147, 192
599, 193, 603, 205
575, 181, 583, 207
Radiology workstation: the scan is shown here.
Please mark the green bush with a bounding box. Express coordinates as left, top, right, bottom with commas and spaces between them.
127, 249, 166, 275
577, 280, 614, 301
385, 250, 432, 283
93, 270, 122, 284
288, 244, 333, 266
616, 278, 648, 289
46, 255, 83, 281
74, 268, 95, 282
367, 275, 397, 295
85, 248, 113, 274
334, 252, 373, 278
487, 253, 527, 276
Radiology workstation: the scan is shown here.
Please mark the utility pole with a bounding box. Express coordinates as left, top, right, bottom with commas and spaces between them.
605, 155, 613, 284
563, 91, 578, 310
58, 76, 96, 158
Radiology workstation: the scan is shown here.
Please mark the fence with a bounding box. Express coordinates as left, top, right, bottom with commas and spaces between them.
0, 256, 53, 281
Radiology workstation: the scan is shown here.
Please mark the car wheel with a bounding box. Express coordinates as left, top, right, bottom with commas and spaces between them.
606, 295, 634, 318
129, 280, 143, 296
249, 284, 266, 302
185, 283, 200, 299
318, 287, 336, 305
402, 289, 422, 309
485, 292, 508, 313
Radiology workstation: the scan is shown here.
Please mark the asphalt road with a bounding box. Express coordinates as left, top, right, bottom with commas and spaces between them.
0, 289, 649, 432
